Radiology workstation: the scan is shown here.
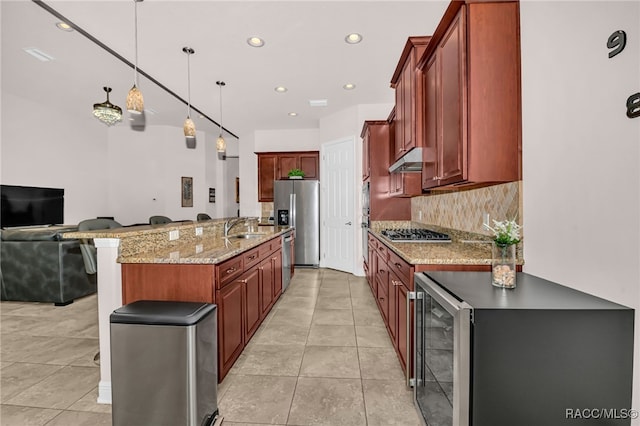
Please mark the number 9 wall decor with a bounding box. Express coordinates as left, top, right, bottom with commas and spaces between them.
608, 29, 640, 119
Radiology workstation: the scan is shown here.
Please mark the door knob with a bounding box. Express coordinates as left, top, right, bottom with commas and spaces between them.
345, 221, 352, 225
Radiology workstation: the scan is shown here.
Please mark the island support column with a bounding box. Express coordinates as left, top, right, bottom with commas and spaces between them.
94, 238, 122, 405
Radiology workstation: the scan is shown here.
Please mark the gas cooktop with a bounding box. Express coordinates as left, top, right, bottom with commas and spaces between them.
381, 228, 451, 243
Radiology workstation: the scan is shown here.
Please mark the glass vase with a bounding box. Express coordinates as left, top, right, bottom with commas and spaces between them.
491, 243, 517, 288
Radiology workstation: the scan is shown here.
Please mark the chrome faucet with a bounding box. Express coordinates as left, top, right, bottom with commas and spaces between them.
224, 217, 247, 237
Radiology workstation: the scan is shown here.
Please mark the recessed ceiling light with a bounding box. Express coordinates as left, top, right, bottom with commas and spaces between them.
22, 47, 54, 62
56, 22, 74, 32
199, 114, 205, 119
275, 86, 287, 93
309, 99, 328, 107
288, 112, 298, 117
345, 33, 362, 44
247, 37, 265, 47
343, 83, 356, 90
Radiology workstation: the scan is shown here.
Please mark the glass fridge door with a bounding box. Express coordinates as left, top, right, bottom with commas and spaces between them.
414, 274, 471, 426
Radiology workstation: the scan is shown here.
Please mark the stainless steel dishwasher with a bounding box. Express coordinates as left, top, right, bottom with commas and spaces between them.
282, 230, 292, 292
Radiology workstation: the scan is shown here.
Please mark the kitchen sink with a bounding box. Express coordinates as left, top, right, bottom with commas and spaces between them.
227, 233, 266, 239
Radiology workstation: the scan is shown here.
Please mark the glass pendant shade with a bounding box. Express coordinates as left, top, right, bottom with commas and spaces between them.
93, 87, 122, 126
127, 0, 144, 116
216, 80, 227, 155
182, 47, 196, 148
216, 135, 226, 153
184, 117, 196, 138
126, 85, 144, 114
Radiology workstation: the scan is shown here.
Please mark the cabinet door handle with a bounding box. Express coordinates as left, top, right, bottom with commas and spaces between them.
238, 279, 248, 283
395, 263, 402, 269
258, 267, 263, 271
392, 280, 402, 286
248, 254, 256, 259
272, 257, 277, 261
226, 267, 236, 274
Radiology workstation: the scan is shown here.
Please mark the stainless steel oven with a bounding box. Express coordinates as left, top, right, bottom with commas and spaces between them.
361, 181, 370, 259
413, 274, 471, 426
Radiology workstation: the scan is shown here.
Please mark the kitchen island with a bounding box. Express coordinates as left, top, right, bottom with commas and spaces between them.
64, 219, 292, 402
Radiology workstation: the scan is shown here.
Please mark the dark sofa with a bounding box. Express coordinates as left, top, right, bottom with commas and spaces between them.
0, 226, 96, 305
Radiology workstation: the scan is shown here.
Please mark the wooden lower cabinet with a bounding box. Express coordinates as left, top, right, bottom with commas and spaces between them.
120, 236, 285, 383
242, 268, 261, 342
396, 283, 409, 371
364, 233, 492, 379
259, 256, 274, 316
217, 281, 244, 379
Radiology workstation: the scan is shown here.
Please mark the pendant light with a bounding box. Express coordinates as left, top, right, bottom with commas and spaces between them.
183, 47, 196, 149
126, 0, 144, 115
216, 81, 226, 155
93, 87, 122, 126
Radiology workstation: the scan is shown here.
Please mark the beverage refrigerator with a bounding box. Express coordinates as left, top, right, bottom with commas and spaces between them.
273, 180, 320, 267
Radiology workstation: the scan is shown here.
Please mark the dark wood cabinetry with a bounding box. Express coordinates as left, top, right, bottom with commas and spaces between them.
390, 36, 431, 161
242, 268, 261, 342
257, 151, 319, 201
218, 279, 244, 376
365, 232, 493, 378
419, 1, 522, 190
387, 116, 422, 197
361, 120, 411, 220
120, 235, 284, 383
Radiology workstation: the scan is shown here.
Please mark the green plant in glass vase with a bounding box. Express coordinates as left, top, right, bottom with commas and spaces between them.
484, 219, 521, 288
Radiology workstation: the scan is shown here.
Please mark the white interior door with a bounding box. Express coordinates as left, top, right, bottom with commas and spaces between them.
320, 137, 355, 273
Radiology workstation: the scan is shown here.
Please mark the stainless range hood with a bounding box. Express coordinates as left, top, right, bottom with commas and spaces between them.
388, 147, 423, 173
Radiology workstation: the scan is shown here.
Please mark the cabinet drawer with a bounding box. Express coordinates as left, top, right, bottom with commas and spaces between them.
243, 247, 261, 269
217, 256, 243, 288
388, 250, 411, 284
375, 239, 389, 262
259, 238, 278, 259
368, 234, 378, 250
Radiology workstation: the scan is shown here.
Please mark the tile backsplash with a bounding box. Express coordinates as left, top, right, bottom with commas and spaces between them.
412, 181, 522, 237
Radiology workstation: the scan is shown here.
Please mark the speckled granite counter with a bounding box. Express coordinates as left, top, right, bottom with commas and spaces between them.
63, 219, 292, 264
369, 222, 524, 266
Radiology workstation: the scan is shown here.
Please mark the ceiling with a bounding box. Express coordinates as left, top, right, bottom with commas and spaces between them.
2, 0, 449, 141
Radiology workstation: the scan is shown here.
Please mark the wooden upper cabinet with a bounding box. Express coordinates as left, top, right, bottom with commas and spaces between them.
390, 36, 431, 162
298, 153, 319, 179
418, 1, 522, 190
422, 7, 466, 189
258, 154, 278, 202
276, 154, 299, 180
256, 151, 319, 201
362, 125, 371, 181
361, 120, 411, 219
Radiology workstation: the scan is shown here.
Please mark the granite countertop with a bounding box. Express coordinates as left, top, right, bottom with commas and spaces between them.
63, 220, 293, 265
118, 228, 289, 264
369, 224, 523, 266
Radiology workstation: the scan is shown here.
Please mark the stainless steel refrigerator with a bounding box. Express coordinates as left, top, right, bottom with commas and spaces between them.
274, 180, 320, 267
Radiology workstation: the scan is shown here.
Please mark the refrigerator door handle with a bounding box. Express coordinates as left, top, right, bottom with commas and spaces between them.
290, 193, 296, 228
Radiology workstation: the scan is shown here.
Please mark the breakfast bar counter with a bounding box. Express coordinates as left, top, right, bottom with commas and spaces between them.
62, 218, 293, 404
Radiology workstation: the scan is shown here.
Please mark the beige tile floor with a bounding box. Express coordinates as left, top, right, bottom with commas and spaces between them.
0, 268, 421, 425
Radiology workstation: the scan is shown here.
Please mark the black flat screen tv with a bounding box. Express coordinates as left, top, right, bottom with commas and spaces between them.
1, 185, 64, 228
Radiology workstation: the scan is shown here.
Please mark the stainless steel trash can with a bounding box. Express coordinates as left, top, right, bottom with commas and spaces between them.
110, 300, 218, 426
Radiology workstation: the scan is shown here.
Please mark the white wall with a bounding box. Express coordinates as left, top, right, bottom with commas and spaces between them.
107, 125, 209, 225
1, 93, 110, 224
520, 0, 640, 418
